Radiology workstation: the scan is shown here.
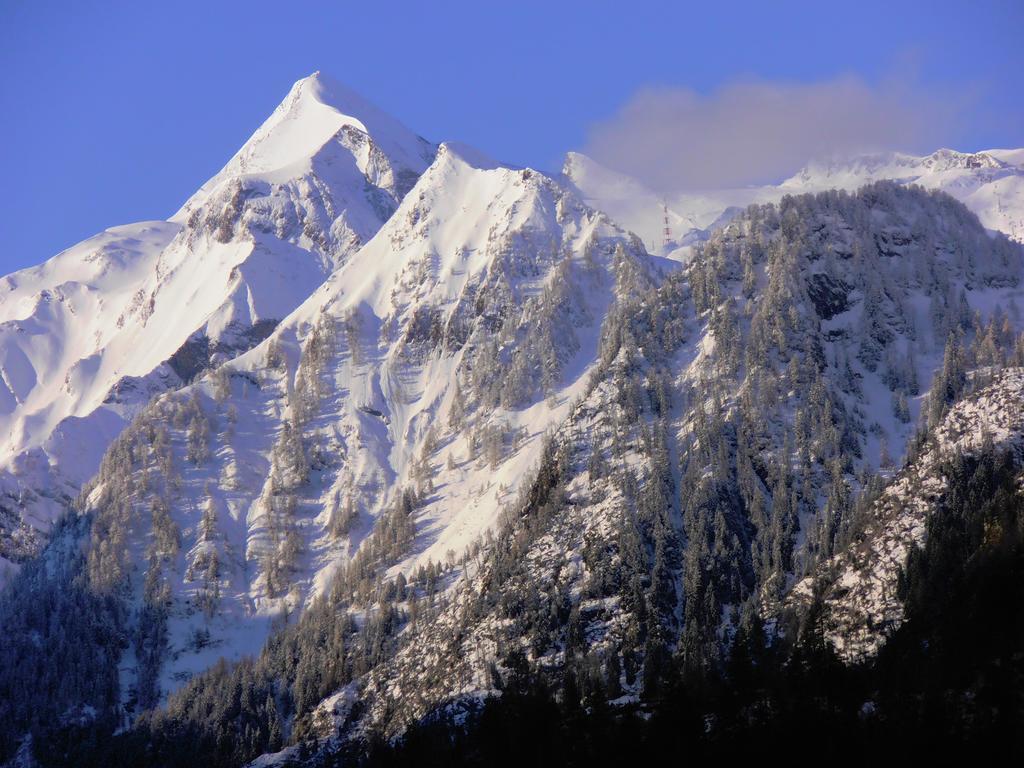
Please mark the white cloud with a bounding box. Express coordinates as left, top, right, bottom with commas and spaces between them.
583, 75, 967, 192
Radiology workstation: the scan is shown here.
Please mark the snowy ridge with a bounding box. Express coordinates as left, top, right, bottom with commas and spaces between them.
175, 71, 434, 222
0, 73, 436, 575
783, 149, 1024, 244
0, 221, 182, 571
562, 151, 764, 253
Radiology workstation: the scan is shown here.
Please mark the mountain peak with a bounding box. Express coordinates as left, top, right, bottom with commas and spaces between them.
281, 71, 436, 169
288, 70, 400, 136
434, 140, 505, 172
175, 72, 435, 218
561, 151, 653, 200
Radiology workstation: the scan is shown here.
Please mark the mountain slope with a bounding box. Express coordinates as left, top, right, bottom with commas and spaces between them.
787, 367, 1024, 660
562, 151, 769, 251
364, 426, 1024, 764
334, 181, 1024, 743
782, 149, 1024, 244
0, 72, 436, 577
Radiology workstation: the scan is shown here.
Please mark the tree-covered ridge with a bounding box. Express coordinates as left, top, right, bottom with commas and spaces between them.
331, 183, 1024, 744
360, 445, 1024, 766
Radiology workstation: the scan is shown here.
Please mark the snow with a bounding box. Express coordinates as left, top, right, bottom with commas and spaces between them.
173, 71, 434, 219
563, 151, 772, 254
782, 149, 1024, 243
788, 368, 1024, 660
987, 148, 1024, 169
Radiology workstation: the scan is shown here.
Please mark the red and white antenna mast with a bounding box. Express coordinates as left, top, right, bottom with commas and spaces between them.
662, 201, 671, 248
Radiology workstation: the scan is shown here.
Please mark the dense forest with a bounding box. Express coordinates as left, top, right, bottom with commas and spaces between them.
359, 446, 1024, 766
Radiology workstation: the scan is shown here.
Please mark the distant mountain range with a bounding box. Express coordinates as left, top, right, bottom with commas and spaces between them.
565, 146, 1024, 252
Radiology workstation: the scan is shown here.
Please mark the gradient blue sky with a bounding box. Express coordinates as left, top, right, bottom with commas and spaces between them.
1, 0, 1021, 272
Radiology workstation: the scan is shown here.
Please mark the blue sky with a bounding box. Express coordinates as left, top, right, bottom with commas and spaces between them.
1, 0, 1021, 272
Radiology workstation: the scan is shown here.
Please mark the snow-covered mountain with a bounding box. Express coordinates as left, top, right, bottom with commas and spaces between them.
565, 147, 1024, 254
562, 151, 769, 251
1, 72, 1023, 767
73, 139, 662, 709
0, 72, 435, 577
335, 180, 1024, 741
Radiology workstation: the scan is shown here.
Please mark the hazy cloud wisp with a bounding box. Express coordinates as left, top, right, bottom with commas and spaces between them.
583, 76, 966, 192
